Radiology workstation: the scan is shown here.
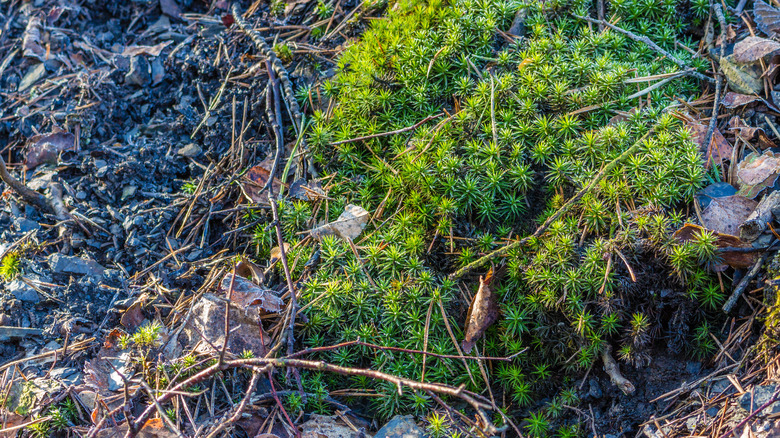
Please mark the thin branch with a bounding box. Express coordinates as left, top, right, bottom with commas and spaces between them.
0, 154, 54, 215
571, 13, 715, 84
131, 357, 506, 435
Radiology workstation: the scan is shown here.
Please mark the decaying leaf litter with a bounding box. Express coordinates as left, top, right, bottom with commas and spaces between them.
4, 0, 780, 436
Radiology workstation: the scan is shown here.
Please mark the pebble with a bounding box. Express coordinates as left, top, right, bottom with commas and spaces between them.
177, 143, 201, 157
374, 415, 425, 438
13, 217, 40, 233
19, 63, 47, 91
48, 253, 106, 277
125, 56, 151, 87
739, 385, 780, 416
8, 280, 40, 303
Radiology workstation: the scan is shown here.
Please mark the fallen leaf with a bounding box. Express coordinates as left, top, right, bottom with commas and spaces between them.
289, 179, 328, 201
754, 0, 780, 36
462, 269, 498, 353
701, 195, 758, 235
310, 204, 370, 241
185, 293, 271, 356
120, 301, 146, 332
674, 224, 758, 269
121, 41, 173, 57
736, 150, 780, 198
240, 164, 286, 204
728, 116, 778, 149
235, 258, 265, 285
722, 92, 762, 108
685, 119, 733, 168
24, 131, 76, 170
720, 54, 764, 95
221, 273, 284, 313
270, 243, 290, 265
733, 36, 780, 63
22, 16, 45, 61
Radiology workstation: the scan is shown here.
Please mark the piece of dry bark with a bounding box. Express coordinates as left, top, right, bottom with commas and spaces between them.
740, 190, 780, 241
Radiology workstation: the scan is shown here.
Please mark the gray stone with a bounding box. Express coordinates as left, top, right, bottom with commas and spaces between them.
739, 385, 780, 416
13, 217, 40, 232
151, 57, 165, 85
177, 143, 201, 157
19, 63, 47, 91
7, 280, 40, 303
374, 415, 425, 438
121, 185, 137, 201
125, 56, 151, 87
48, 253, 105, 277
588, 378, 602, 399
301, 414, 366, 438
686, 361, 702, 375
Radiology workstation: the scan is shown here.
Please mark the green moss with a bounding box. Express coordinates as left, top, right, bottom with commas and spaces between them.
241, 0, 726, 425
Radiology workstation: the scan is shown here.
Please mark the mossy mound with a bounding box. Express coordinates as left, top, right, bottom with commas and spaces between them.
276, 0, 726, 432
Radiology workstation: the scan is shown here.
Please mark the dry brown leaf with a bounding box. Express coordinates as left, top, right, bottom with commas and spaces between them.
221, 273, 284, 313
235, 259, 265, 284
736, 150, 780, 198
22, 16, 45, 61
754, 0, 780, 36
120, 301, 145, 332
270, 243, 290, 265
121, 41, 173, 57
310, 204, 370, 241
240, 164, 286, 204
729, 116, 778, 149
24, 131, 76, 170
701, 195, 758, 235
674, 224, 758, 269
462, 269, 498, 354
733, 36, 780, 63
722, 92, 762, 108
686, 119, 733, 168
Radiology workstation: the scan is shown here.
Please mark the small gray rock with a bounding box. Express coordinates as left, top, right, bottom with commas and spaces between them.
177, 143, 201, 157
740, 385, 780, 416
151, 57, 165, 85
686, 361, 702, 375
48, 253, 105, 277
14, 217, 40, 233
7, 280, 40, 303
125, 56, 151, 87
588, 378, 602, 399
374, 415, 425, 438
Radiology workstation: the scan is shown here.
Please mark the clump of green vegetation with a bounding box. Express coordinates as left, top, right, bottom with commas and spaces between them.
0, 251, 21, 281
245, 0, 727, 429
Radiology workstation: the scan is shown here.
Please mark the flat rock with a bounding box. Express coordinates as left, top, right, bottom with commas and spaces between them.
740, 385, 780, 415
13, 217, 40, 233
7, 280, 40, 303
177, 143, 201, 157
374, 415, 425, 438
125, 55, 151, 87
301, 414, 370, 438
48, 253, 105, 277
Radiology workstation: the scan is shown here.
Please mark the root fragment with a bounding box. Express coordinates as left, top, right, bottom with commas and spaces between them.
601, 346, 636, 395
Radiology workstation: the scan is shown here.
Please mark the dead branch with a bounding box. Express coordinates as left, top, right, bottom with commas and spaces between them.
0, 154, 55, 215
286, 339, 526, 362
601, 346, 636, 395
130, 357, 505, 436
330, 113, 442, 146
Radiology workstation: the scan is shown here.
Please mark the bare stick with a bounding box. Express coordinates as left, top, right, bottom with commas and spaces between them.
451, 128, 656, 279
601, 346, 635, 395
204, 372, 260, 438
130, 357, 506, 435
329, 113, 442, 146
269, 193, 297, 359
218, 265, 237, 365
0, 154, 54, 215
571, 13, 715, 84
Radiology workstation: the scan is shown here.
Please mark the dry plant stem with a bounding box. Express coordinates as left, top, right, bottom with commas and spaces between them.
451, 128, 656, 279
286, 339, 524, 361
723, 241, 778, 312
0, 155, 55, 215
329, 113, 442, 146
132, 357, 505, 435
571, 13, 715, 84
231, 4, 302, 134
204, 372, 260, 438
263, 62, 285, 197
269, 193, 297, 358
218, 265, 237, 365
704, 73, 724, 156
601, 346, 636, 395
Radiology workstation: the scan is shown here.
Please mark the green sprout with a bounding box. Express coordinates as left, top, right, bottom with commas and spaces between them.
0, 252, 20, 281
